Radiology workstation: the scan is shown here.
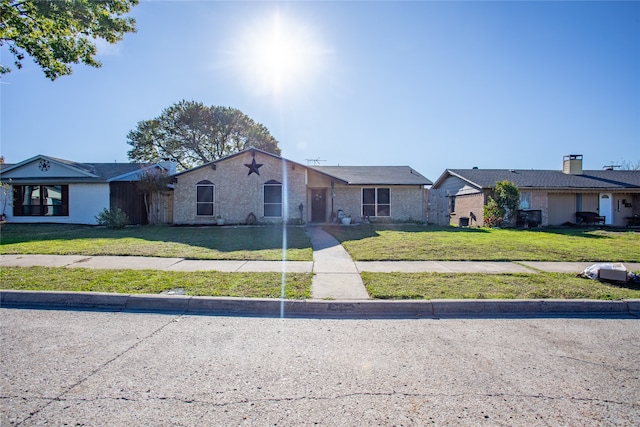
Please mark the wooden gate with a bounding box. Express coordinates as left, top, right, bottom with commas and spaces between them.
425, 189, 450, 226
109, 182, 148, 225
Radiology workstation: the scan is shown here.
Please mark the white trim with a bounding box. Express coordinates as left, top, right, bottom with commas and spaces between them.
196, 182, 215, 216
264, 183, 283, 218
362, 187, 391, 217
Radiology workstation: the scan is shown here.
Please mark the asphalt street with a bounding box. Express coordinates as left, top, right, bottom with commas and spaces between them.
1, 308, 639, 426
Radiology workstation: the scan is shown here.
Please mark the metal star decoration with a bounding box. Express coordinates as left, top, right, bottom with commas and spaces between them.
245, 158, 263, 176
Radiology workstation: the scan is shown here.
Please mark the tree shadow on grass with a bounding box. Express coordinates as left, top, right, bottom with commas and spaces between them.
0, 223, 313, 252
322, 223, 489, 243
536, 226, 623, 239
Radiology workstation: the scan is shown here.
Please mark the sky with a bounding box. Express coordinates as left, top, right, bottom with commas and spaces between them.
1, 0, 639, 182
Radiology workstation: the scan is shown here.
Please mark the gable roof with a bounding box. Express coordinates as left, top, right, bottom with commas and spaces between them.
171, 147, 301, 178
173, 147, 432, 186
433, 169, 640, 191
311, 166, 432, 186
0, 154, 162, 183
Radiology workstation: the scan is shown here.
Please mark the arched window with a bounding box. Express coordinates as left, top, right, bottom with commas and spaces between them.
264, 180, 282, 218
196, 180, 214, 216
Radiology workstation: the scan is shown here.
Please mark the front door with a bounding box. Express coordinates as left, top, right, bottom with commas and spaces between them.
599, 193, 613, 225
311, 189, 326, 222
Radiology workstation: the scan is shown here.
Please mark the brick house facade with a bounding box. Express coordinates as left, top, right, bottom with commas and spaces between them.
431, 155, 640, 227
171, 148, 432, 225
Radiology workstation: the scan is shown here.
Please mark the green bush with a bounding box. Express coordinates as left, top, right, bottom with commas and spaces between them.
95, 208, 129, 229
483, 180, 520, 227
483, 198, 503, 228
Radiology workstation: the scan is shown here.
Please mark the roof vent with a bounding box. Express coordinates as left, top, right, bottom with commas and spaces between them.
563, 154, 583, 175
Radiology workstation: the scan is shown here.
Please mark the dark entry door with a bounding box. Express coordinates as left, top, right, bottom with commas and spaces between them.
311, 189, 326, 222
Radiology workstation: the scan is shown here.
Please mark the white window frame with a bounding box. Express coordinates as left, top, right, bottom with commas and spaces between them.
196, 181, 215, 216
264, 182, 283, 218
362, 187, 391, 217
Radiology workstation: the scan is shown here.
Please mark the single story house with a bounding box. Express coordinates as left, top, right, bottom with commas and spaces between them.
0, 155, 175, 225
431, 155, 640, 227
171, 148, 432, 224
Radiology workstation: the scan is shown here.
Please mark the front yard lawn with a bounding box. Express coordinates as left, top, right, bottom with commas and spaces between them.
324, 225, 640, 262
362, 272, 640, 300
0, 267, 312, 299
0, 224, 313, 261
3, 224, 640, 301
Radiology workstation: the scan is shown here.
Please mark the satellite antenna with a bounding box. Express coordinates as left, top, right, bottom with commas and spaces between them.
602, 164, 621, 170
305, 157, 326, 166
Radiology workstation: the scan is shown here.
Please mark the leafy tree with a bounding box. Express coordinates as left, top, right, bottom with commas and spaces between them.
127, 100, 281, 171
1, 0, 138, 80
483, 180, 520, 227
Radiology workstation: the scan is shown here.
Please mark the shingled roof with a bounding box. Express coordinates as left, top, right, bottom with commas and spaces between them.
311, 166, 432, 186
437, 169, 640, 190
0, 155, 160, 183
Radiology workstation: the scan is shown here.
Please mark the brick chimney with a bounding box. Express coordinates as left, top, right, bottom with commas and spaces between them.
563, 154, 583, 175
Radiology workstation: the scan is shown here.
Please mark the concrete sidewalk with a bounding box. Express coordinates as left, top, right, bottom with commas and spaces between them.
355, 261, 640, 274
2, 250, 640, 318
3, 254, 638, 275
0, 254, 314, 273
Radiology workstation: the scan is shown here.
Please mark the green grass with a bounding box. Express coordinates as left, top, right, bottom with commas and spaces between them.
324, 225, 640, 262
3, 224, 640, 300
0, 224, 313, 261
0, 266, 312, 299
362, 272, 640, 300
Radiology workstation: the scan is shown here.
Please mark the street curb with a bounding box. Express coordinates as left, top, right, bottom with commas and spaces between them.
2, 290, 640, 319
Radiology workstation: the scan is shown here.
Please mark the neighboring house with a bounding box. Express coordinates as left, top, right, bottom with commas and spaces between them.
171, 148, 432, 224
0, 155, 175, 225
432, 155, 640, 227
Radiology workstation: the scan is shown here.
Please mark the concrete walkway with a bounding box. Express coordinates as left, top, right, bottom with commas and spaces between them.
306, 226, 370, 300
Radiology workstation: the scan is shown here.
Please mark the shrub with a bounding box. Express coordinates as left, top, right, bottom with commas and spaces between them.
95, 208, 129, 229
483, 180, 520, 227
483, 198, 504, 227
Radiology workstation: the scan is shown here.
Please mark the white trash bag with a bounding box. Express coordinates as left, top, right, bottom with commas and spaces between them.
581, 263, 627, 281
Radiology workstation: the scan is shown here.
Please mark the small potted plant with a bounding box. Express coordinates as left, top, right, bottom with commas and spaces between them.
341, 213, 352, 225
216, 215, 225, 226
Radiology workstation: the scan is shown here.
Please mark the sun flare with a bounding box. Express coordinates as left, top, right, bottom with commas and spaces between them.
230, 12, 330, 98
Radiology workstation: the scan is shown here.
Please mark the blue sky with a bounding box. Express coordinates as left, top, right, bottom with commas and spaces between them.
1, 1, 638, 181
